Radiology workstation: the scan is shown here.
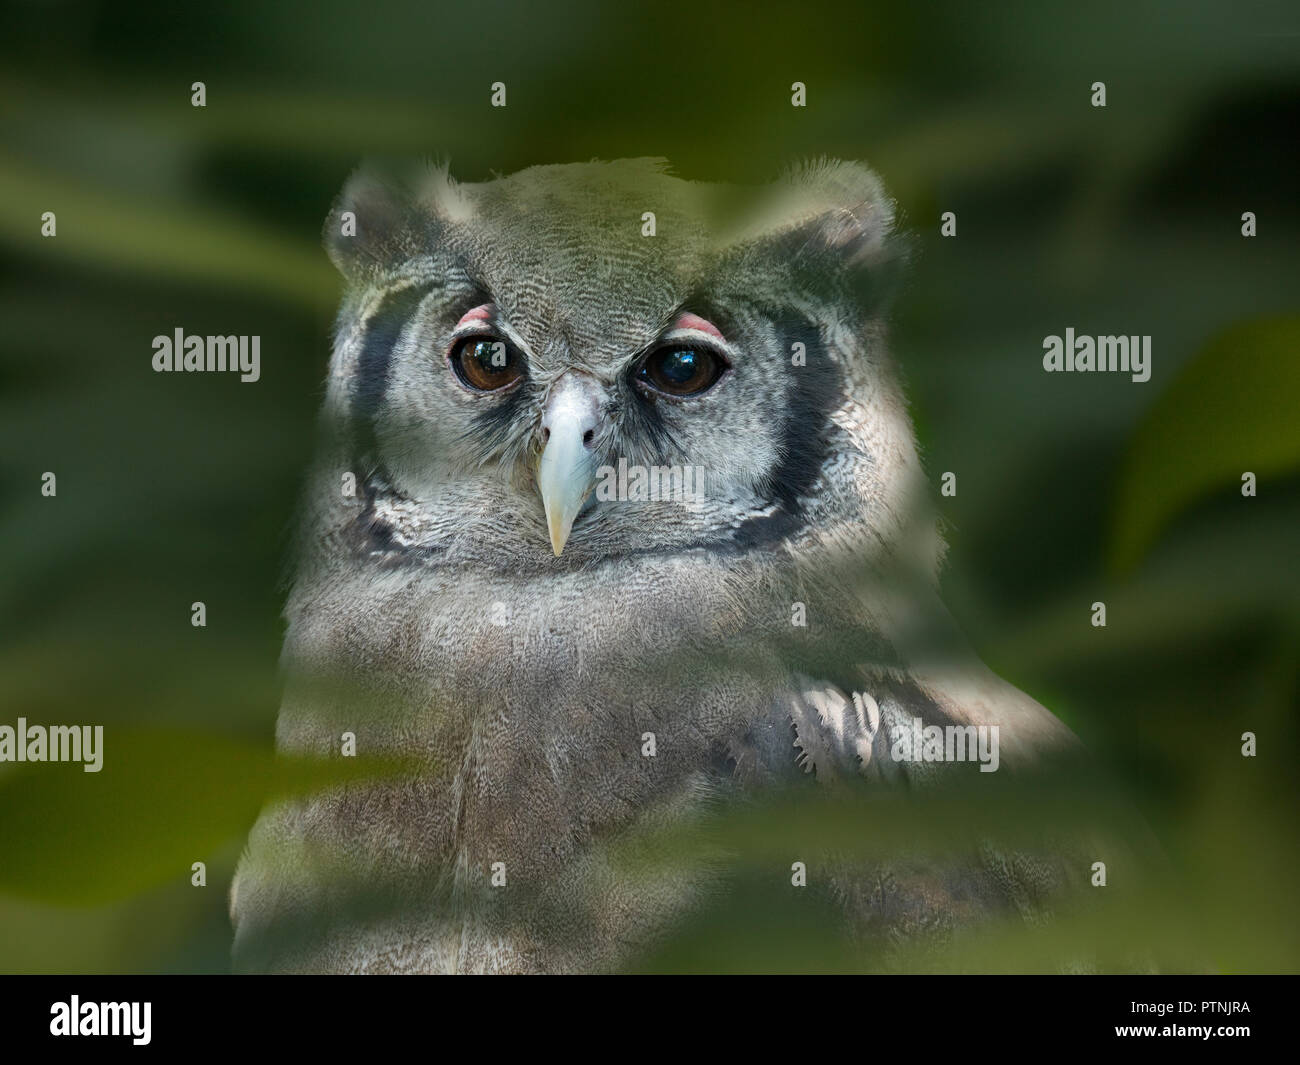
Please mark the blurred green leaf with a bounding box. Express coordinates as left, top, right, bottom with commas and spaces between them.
0, 155, 337, 312
608, 766, 1149, 878
0, 728, 421, 904
1111, 315, 1300, 572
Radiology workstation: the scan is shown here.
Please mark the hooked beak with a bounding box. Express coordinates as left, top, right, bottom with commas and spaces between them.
536, 374, 603, 555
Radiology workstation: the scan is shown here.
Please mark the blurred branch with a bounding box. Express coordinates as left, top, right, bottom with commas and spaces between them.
0, 154, 337, 312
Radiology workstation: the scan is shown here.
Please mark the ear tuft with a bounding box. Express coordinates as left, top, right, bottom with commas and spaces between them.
720, 159, 902, 299
323, 161, 475, 283
775, 158, 894, 265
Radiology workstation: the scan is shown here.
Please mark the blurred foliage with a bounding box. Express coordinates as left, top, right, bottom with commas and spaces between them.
1111, 314, 1300, 571
0, 729, 420, 903
0, 0, 1296, 972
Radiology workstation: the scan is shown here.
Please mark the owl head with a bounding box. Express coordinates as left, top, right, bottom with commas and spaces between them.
310, 158, 931, 582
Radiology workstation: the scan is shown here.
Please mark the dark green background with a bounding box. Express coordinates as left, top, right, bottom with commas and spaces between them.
1, 0, 1296, 971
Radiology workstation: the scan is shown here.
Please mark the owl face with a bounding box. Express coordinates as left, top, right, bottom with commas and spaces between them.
318, 159, 913, 573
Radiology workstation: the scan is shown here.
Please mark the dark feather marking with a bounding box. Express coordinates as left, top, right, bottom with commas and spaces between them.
346, 466, 447, 563
731, 315, 842, 548
460, 383, 531, 465
614, 380, 687, 468
767, 319, 840, 510
350, 282, 437, 465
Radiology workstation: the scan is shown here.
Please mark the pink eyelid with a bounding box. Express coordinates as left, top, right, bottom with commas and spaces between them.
672, 312, 724, 340
455, 304, 493, 328
454, 305, 723, 342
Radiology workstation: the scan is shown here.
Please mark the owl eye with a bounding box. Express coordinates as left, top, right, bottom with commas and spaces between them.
635, 346, 726, 397
450, 335, 525, 392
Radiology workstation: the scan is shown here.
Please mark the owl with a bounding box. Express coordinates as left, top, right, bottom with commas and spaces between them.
230, 158, 1083, 973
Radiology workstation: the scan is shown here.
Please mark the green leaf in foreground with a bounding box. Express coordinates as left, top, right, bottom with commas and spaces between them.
0, 727, 420, 904
1111, 315, 1300, 572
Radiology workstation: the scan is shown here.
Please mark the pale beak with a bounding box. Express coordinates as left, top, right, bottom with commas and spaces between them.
536, 374, 602, 555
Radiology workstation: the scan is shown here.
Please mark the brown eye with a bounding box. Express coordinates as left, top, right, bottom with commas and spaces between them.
450, 335, 525, 392
635, 346, 726, 397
